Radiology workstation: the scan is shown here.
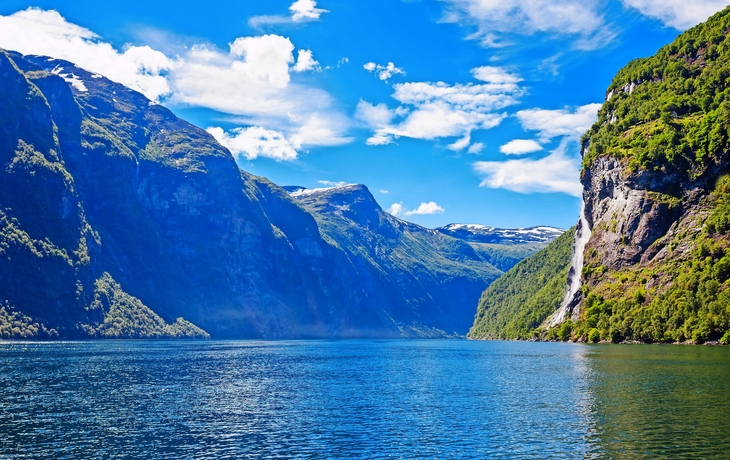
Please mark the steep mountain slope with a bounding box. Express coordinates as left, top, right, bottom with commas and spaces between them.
0, 50, 514, 339
559, 7, 730, 343
291, 184, 507, 335
468, 228, 575, 340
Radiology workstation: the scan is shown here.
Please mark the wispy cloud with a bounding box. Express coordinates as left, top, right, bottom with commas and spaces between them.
358, 66, 522, 151
440, 0, 617, 50
516, 103, 602, 141
364, 61, 405, 81
473, 103, 601, 196
318, 180, 350, 187
621, 0, 730, 30
467, 142, 484, 154
474, 139, 582, 196
249, 0, 329, 29
0, 8, 350, 162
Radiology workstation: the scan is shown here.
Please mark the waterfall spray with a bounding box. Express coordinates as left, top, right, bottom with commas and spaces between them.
546, 199, 591, 327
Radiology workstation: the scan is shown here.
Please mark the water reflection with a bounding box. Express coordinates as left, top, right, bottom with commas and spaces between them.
0, 341, 728, 458
582, 345, 730, 459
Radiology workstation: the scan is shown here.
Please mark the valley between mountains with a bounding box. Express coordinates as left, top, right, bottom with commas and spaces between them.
0, 48, 560, 339
5, 7, 730, 344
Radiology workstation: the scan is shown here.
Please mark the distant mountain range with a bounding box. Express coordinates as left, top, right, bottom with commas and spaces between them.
0, 49, 561, 340
436, 223, 564, 245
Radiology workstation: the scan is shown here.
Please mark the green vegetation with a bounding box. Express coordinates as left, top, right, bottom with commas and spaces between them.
573, 176, 730, 343
561, 8, 730, 344
84, 273, 209, 339
0, 304, 58, 339
582, 6, 730, 173
468, 228, 575, 340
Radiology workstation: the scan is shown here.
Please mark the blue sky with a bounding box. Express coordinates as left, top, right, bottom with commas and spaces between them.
1, 0, 728, 228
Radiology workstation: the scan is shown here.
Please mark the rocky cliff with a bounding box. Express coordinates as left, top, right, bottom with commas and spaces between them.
468, 7, 730, 344
561, 7, 730, 343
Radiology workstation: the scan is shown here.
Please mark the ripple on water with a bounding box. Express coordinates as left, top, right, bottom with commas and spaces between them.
0, 340, 728, 459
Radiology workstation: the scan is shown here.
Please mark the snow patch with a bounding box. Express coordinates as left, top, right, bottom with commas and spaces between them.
290, 183, 358, 197
62, 73, 87, 92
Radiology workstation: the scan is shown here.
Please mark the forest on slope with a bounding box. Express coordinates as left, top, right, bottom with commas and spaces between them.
470, 7, 730, 344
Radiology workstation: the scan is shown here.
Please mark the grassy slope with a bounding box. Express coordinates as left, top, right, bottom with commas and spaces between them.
468, 228, 575, 340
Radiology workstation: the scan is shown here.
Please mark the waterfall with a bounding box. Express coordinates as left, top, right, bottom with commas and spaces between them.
546, 199, 591, 327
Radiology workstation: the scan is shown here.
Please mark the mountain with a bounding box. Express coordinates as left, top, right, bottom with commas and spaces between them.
473, 8, 730, 344
290, 184, 509, 335
0, 49, 543, 339
468, 228, 575, 340
436, 224, 564, 245
436, 223, 563, 272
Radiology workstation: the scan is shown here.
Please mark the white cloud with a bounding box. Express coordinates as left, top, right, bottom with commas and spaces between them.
0, 8, 174, 102
365, 132, 396, 146
388, 200, 445, 216
355, 100, 396, 128
473, 140, 582, 196
290, 0, 329, 22
499, 139, 543, 155
379, 189, 389, 194
364, 61, 405, 81
249, 0, 329, 28
391, 80, 521, 110
360, 70, 522, 149
441, 0, 616, 50
207, 126, 298, 161
447, 134, 472, 151
467, 142, 484, 154
388, 202, 405, 216
227, 35, 294, 88
292, 49, 320, 72
405, 202, 445, 216
621, 0, 730, 30
289, 114, 353, 148
471, 66, 521, 84
516, 103, 601, 141
0, 8, 352, 161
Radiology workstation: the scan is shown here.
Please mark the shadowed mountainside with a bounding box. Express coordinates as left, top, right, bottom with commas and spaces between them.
0, 50, 552, 339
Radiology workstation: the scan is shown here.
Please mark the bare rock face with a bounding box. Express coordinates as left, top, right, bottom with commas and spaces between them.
578, 151, 729, 310
581, 156, 685, 272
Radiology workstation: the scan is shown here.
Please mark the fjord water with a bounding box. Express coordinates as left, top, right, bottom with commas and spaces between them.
0, 341, 728, 459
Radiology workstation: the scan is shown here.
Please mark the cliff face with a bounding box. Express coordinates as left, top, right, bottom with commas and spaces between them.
0, 50, 526, 339
564, 8, 730, 343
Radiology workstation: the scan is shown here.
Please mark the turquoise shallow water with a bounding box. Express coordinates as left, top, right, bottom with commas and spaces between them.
0, 340, 728, 459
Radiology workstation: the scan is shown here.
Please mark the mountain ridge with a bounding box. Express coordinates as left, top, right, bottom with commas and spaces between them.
0, 49, 548, 339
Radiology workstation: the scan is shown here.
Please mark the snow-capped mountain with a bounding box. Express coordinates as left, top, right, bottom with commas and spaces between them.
437, 223, 564, 245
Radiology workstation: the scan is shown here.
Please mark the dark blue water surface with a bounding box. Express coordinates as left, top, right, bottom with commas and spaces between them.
0, 340, 729, 459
